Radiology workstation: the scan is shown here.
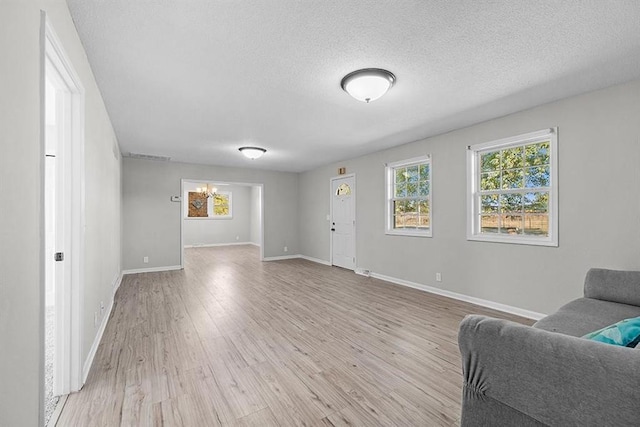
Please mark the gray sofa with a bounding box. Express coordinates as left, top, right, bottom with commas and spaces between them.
458, 268, 640, 426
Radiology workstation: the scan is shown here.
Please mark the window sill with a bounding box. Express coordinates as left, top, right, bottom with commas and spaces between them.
185, 216, 233, 220
467, 233, 557, 247
386, 229, 432, 238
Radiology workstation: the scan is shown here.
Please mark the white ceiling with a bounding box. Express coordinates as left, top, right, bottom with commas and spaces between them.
66, 0, 640, 172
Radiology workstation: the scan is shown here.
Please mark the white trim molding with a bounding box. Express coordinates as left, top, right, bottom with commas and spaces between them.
369, 271, 545, 320
82, 272, 121, 384
42, 13, 86, 396
262, 254, 332, 266
112, 271, 123, 294
122, 265, 182, 275
385, 155, 432, 238
299, 255, 332, 266
263, 255, 301, 262
466, 128, 558, 247
183, 242, 254, 249
82, 297, 112, 384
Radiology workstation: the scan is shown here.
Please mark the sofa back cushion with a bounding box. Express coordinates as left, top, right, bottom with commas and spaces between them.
584, 268, 640, 307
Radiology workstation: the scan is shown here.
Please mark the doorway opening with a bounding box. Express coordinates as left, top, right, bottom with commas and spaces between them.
180, 179, 265, 267
330, 174, 356, 270
42, 15, 85, 426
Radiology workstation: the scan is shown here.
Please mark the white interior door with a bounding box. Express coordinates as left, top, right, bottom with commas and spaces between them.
331, 175, 356, 270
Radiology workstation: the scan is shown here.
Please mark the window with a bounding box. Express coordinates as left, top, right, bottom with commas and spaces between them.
186, 191, 232, 219
467, 128, 558, 246
212, 192, 231, 217
385, 155, 432, 237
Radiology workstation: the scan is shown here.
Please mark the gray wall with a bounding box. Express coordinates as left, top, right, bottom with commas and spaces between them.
299, 79, 640, 316
0, 2, 122, 425
250, 186, 261, 245
183, 183, 252, 246
123, 159, 297, 269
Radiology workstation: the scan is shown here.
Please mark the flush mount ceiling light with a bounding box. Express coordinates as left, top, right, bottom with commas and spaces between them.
239, 146, 267, 159
341, 68, 396, 103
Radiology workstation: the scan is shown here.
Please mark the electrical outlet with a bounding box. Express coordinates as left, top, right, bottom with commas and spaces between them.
436, 272, 442, 282
284, 246, 288, 252
143, 256, 149, 263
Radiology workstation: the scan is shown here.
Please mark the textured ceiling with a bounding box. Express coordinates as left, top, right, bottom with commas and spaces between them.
66, 0, 640, 172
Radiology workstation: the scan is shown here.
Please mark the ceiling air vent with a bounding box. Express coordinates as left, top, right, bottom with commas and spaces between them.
125, 152, 171, 162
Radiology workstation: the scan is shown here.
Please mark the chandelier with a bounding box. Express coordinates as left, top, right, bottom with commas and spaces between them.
196, 183, 217, 198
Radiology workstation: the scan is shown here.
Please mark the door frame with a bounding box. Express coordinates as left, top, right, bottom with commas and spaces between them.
41, 12, 86, 400
329, 173, 356, 268
180, 179, 265, 267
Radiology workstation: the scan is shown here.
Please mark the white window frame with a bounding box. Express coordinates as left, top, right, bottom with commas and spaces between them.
211, 191, 232, 219
385, 155, 432, 237
466, 128, 558, 246
184, 190, 233, 219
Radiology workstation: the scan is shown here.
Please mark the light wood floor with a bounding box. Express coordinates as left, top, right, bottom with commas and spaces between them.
58, 246, 532, 426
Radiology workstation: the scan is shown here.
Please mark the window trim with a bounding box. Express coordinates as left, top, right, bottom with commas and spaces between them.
466, 128, 558, 246
185, 190, 233, 220
385, 154, 432, 237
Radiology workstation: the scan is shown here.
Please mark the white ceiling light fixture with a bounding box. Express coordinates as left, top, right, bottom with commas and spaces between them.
341, 68, 396, 103
239, 146, 267, 159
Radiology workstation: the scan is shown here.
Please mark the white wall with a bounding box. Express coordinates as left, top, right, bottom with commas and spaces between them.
250, 186, 261, 245
299, 79, 640, 316
0, 2, 122, 425
122, 158, 297, 270
183, 183, 252, 246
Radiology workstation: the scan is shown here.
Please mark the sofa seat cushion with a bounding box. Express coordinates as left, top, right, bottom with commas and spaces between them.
533, 297, 640, 337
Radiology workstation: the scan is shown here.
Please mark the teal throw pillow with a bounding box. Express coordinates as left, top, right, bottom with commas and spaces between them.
583, 316, 640, 347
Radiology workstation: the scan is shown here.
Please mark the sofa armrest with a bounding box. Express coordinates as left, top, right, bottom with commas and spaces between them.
584, 268, 640, 307
459, 315, 640, 427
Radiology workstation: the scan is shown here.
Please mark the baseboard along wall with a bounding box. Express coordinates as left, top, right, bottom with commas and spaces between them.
264, 255, 543, 319
183, 242, 256, 249
367, 271, 545, 320
82, 271, 122, 384
121, 265, 182, 275
82, 254, 543, 387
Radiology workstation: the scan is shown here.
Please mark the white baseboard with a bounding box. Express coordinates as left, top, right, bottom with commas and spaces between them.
46, 394, 67, 427
184, 242, 254, 248
82, 272, 121, 384
122, 265, 182, 275
298, 255, 332, 266
355, 268, 371, 277
368, 272, 546, 320
112, 271, 123, 294
263, 254, 300, 261
262, 254, 332, 266
248, 242, 260, 247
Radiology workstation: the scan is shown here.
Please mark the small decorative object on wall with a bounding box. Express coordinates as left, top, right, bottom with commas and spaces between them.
188, 192, 208, 217
338, 167, 346, 175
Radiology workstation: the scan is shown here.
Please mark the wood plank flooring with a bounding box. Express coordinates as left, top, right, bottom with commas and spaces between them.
58, 245, 533, 426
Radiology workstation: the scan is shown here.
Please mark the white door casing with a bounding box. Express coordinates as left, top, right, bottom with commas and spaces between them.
43, 13, 86, 398
330, 175, 356, 270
